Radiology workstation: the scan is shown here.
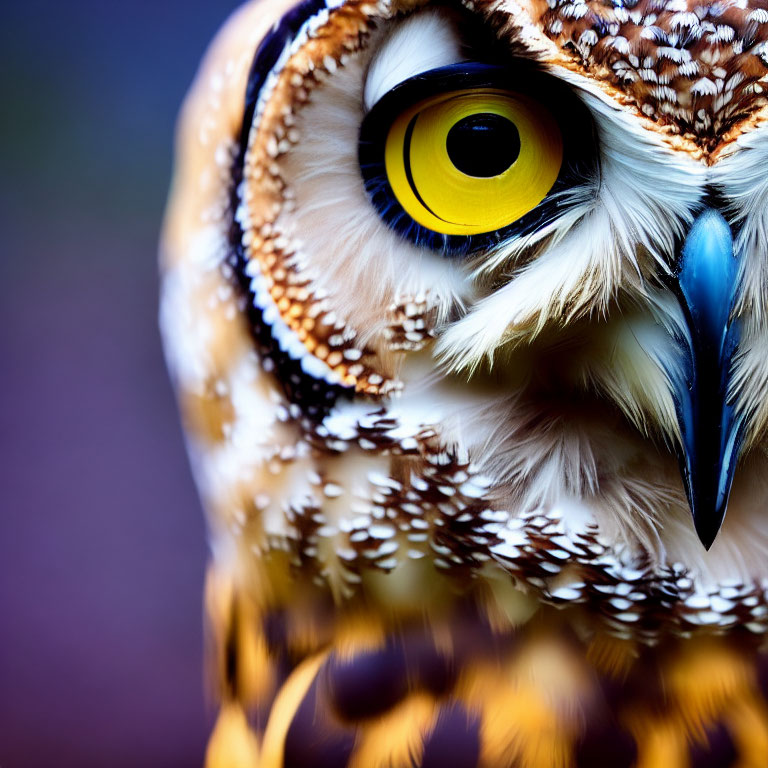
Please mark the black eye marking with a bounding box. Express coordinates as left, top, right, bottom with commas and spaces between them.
446, 113, 520, 178
403, 114, 453, 225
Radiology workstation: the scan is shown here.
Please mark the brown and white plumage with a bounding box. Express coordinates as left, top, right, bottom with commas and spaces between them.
160, 0, 768, 764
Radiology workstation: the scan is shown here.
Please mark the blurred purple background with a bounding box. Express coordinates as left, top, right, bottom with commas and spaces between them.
0, 2, 242, 765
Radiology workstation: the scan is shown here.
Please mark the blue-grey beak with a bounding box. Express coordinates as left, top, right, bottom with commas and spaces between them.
672, 208, 743, 550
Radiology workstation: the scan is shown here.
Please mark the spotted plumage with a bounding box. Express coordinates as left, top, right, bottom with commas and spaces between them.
161, 0, 768, 764
528, 0, 768, 150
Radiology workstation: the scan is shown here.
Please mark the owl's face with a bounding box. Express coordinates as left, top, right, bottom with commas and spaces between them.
162, 0, 768, 635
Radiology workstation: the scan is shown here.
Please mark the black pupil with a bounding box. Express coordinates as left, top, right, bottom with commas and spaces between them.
446, 113, 520, 178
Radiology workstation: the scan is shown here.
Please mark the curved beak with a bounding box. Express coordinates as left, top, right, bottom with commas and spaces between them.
671, 208, 743, 550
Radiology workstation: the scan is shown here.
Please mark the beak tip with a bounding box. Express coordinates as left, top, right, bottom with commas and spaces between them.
695, 525, 718, 551
691, 501, 727, 551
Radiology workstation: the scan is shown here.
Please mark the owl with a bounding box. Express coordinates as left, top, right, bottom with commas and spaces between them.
160, 0, 768, 765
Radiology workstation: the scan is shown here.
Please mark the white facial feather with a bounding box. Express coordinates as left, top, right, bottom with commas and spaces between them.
713, 124, 768, 329
436, 79, 704, 374
579, 293, 686, 445
363, 9, 465, 111
434, 388, 682, 557
727, 324, 768, 451
710, 127, 768, 452
279, 36, 471, 356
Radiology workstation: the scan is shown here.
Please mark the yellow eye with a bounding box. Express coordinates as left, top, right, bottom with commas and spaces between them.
384, 89, 563, 236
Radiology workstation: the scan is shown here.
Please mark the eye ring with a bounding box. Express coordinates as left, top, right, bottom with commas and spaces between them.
358, 62, 597, 256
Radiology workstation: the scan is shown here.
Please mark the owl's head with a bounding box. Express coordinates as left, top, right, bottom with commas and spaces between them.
162, 0, 768, 634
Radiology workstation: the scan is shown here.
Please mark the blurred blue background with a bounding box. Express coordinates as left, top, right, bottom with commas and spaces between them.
0, 2, 242, 765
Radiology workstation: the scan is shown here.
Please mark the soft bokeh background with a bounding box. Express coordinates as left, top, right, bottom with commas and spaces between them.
0, 2, 242, 765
